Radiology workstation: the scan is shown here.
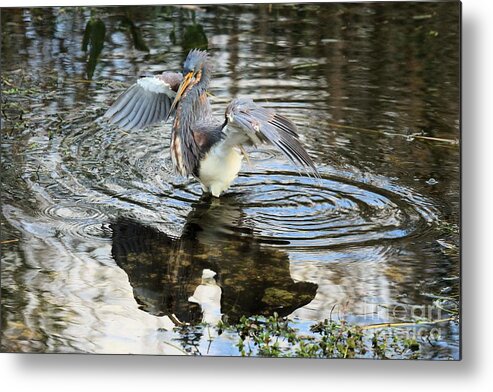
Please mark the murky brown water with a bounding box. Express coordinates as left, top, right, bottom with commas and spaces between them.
1, 3, 460, 358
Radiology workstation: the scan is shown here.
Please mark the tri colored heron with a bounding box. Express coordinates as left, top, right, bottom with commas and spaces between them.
104, 49, 318, 197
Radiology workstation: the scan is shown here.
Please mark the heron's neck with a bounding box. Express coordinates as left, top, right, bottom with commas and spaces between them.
182, 90, 212, 125
174, 68, 213, 136
171, 69, 213, 176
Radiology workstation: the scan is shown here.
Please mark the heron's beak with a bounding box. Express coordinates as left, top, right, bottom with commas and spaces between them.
165, 71, 195, 122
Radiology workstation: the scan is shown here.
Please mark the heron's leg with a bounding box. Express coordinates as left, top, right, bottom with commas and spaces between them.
210, 184, 223, 198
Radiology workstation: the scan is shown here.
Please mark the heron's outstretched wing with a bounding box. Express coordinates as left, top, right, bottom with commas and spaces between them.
103, 72, 183, 130
223, 98, 319, 176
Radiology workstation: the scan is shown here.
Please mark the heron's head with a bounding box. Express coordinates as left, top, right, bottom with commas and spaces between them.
183, 49, 209, 76
167, 49, 210, 121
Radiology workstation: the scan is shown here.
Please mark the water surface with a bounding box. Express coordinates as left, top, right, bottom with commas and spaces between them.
1, 3, 460, 358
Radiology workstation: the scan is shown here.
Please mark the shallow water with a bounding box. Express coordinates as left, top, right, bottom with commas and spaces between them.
1, 3, 460, 358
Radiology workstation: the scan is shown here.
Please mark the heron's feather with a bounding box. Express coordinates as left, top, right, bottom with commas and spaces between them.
103, 72, 183, 130
223, 98, 319, 177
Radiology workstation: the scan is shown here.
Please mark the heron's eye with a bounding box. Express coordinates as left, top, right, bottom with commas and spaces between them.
194, 70, 202, 83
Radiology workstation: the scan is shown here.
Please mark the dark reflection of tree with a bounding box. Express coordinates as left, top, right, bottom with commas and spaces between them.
227, 7, 240, 98
111, 195, 317, 324
29, 8, 57, 37
82, 10, 154, 79
1, 9, 31, 72
179, 9, 208, 54
120, 16, 149, 52
182, 23, 208, 52
82, 17, 106, 80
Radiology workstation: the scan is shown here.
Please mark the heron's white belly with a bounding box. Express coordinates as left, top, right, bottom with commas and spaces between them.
198, 146, 243, 197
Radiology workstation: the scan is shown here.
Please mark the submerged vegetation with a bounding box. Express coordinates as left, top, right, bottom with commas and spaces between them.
171, 311, 458, 359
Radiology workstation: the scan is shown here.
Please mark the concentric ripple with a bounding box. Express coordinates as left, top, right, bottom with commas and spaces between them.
230, 166, 436, 249
42, 204, 105, 221
16, 109, 437, 250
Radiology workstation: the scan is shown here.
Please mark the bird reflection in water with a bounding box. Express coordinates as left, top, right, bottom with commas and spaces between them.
188, 269, 222, 324
111, 194, 317, 325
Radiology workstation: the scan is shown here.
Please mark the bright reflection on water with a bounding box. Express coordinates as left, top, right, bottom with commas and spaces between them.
1, 3, 459, 358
